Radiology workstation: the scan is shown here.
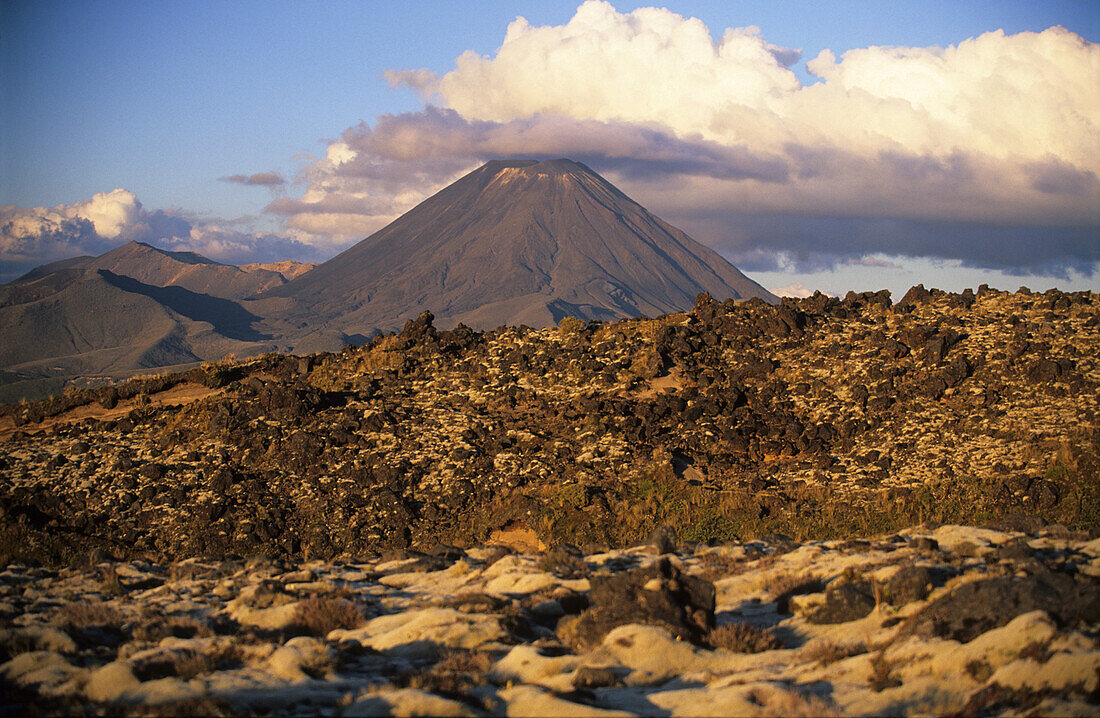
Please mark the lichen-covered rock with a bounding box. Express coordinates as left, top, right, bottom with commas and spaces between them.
566, 557, 715, 649
902, 574, 1100, 643
806, 580, 876, 624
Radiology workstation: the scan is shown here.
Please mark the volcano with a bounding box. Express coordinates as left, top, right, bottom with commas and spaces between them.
271, 159, 775, 337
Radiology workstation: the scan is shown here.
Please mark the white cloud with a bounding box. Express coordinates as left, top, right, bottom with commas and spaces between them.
769, 282, 815, 298
1, 190, 326, 281
403, 2, 1098, 174
312, 1, 1095, 276
62, 188, 144, 238
429, 2, 801, 134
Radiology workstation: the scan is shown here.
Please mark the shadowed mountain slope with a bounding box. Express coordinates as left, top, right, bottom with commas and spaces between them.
269, 159, 775, 337
16, 241, 307, 300
0, 268, 278, 401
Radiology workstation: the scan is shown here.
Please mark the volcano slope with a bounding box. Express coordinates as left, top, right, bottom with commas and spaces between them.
267, 158, 776, 339
0, 284, 1096, 562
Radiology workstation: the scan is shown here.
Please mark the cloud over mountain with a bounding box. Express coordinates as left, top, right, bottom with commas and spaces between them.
5, 1, 1096, 285
293, 0, 1097, 277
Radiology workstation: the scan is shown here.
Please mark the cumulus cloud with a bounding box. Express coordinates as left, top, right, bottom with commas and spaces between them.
769, 282, 815, 298
13, 3, 1094, 284
220, 172, 286, 187
1, 191, 326, 282
294, 0, 1095, 277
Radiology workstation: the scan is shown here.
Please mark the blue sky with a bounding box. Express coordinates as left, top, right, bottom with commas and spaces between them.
2, 1, 1098, 294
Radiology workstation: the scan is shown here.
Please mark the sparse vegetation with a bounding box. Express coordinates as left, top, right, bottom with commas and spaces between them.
557, 316, 586, 336
291, 596, 365, 636
868, 651, 901, 692
707, 622, 784, 653
805, 639, 869, 666
407, 650, 494, 698
57, 600, 124, 630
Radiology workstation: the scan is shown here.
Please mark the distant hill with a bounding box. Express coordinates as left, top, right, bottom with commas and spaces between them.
0, 267, 280, 402
16, 242, 313, 300
268, 159, 775, 338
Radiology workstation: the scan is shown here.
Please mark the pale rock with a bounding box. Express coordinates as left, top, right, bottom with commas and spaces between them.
378, 572, 426, 589
598, 624, 760, 684
926, 525, 1011, 553
1079, 557, 1100, 578
1, 624, 77, 653
497, 684, 634, 717
990, 652, 1100, 692
265, 636, 331, 682
484, 570, 559, 595
1049, 630, 1098, 654
330, 608, 507, 659
345, 687, 477, 717
125, 676, 204, 705
0, 650, 85, 696
336, 569, 375, 583
374, 557, 423, 574
491, 643, 582, 692
832, 675, 970, 717
85, 661, 141, 703
1027, 697, 1100, 717
647, 681, 836, 717
792, 650, 880, 687
931, 610, 1058, 679
1077, 536, 1100, 557
226, 588, 300, 630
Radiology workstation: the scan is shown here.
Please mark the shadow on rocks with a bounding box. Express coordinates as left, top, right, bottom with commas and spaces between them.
902, 573, 1100, 643
561, 557, 715, 650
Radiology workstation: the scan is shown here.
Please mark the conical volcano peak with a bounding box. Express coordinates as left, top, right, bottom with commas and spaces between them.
481, 158, 589, 175
272, 158, 775, 337
482, 158, 609, 196
482, 158, 597, 182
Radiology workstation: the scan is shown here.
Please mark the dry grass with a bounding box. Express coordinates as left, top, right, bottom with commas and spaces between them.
707, 622, 784, 653
171, 644, 243, 679
965, 659, 993, 683
536, 546, 588, 578
408, 650, 493, 697
748, 688, 841, 718
804, 639, 868, 666
99, 567, 124, 596
57, 600, 123, 629
434, 650, 493, 674
291, 596, 364, 636
694, 550, 754, 581
132, 615, 213, 642
868, 651, 901, 692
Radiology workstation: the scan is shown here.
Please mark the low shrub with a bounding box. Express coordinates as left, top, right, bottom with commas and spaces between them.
707, 622, 783, 653
291, 596, 364, 636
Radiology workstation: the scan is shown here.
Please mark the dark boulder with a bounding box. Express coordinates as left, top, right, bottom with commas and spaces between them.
882, 565, 951, 606
902, 574, 1100, 643
806, 580, 876, 624
567, 557, 715, 649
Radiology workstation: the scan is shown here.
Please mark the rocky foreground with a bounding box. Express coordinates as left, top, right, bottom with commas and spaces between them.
2, 525, 1098, 716
0, 285, 1097, 562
